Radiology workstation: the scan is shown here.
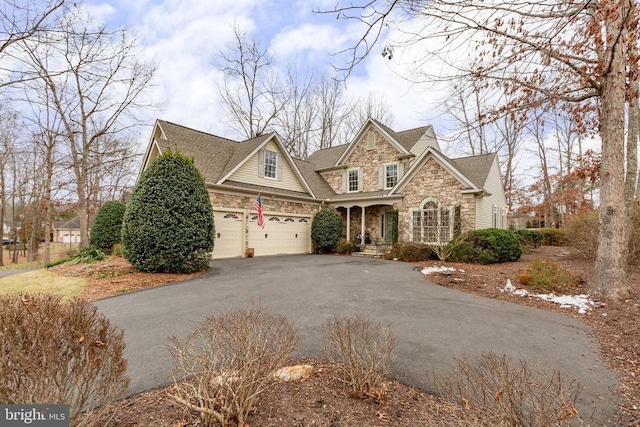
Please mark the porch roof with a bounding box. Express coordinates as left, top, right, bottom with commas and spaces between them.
325, 190, 402, 208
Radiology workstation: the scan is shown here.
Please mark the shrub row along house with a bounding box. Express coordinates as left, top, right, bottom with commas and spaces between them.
140, 118, 507, 258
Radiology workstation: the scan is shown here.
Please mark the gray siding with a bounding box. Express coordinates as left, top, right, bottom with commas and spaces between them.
475, 157, 508, 230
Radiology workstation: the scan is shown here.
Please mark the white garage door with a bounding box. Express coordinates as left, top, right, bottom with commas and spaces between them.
212, 211, 244, 259
248, 215, 311, 256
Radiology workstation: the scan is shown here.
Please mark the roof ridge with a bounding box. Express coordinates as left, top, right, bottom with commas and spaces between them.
158, 119, 241, 144
395, 124, 431, 133
451, 152, 496, 161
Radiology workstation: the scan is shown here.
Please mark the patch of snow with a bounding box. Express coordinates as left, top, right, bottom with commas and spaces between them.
421, 266, 458, 275
532, 293, 594, 314
513, 289, 529, 297
507, 287, 595, 314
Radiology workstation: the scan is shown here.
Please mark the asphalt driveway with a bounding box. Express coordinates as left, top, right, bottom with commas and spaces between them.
95, 255, 618, 423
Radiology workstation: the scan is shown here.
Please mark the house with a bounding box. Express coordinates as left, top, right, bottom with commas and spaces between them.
53, 217, 81, 243
140, 119, 507, 258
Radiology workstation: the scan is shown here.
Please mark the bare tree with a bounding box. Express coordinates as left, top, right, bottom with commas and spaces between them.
341, 92, 394, 144
276, 68, 318, 158
217, 26, 286, 139
322, 0, 637, 300
0, 0, 65, 88
444, 80, 491, 156
0, 107, 18, 266
15, 8, 155, 247
315, 77, 348, 151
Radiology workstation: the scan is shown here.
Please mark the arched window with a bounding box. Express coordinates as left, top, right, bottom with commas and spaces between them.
412, 199, 452, 243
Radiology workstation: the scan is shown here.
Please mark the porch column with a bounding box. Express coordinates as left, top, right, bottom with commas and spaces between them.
361, 206, 366, 246
346, 207, 351, 241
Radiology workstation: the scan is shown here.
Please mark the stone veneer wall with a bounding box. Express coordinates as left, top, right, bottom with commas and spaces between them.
320, 128, 410, 194
322, 171, 343, 194
395, 158, 476, 242
209, 192, 320, 216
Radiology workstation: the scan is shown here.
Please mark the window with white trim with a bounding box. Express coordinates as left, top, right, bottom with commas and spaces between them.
264, 150, 277, 179
411, 199, 452, 243
348, 169, 360, 192
385, 164, 398, 188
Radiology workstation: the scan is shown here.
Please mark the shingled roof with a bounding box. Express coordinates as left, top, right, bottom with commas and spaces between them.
154, 120, 244, 183
148, 119, 498, 202
305, 144, 348, 169
450, 153, 497, 189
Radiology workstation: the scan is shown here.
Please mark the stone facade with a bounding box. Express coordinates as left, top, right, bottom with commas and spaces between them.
322, 170, 344, 194
209, 192, 320, 216
322, 129, 411, 195
395, 158, 476, 242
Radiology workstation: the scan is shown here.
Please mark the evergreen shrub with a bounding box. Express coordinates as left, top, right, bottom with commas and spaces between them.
90, 200, 126, 254
311, 208, 342, 253
121, 150, 215, 273
448, 228, 523, 264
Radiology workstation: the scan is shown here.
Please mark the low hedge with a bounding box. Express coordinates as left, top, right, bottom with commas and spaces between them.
514, 229, 543, 249
537, 228, 567, 246
448, 229, 523, 264
388, 242, 437, 262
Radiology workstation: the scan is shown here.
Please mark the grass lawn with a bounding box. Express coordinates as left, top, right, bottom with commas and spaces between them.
0, 270, 85, 299
0, 261, 41, 271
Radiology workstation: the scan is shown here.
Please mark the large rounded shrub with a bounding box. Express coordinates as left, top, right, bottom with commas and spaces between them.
311, 207, 342, 253
122, 150, 215, 273
90, 200, 126, 253
449, 228, 523, 264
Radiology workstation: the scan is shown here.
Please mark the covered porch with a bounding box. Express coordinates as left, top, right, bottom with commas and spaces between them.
331, 195, 402, 248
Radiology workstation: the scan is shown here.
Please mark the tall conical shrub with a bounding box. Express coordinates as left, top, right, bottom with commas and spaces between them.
122, 150, 215, 273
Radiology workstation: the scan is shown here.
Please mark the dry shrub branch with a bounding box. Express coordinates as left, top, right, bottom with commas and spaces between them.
168, 307, 298, 427
434, 353, 584, 426
0, 293, 129, 427
323, 314, 396, 405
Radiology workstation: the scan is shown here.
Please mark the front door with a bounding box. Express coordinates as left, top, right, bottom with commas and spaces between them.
382, 211, 394, 243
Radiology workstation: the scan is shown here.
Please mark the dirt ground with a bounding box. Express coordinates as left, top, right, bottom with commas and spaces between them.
49, 247, 638, 426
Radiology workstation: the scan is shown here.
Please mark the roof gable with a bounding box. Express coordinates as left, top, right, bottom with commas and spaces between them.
391, 147, 481, 195
335, 119, 410, 166
221, 135, 314, 196
141, 120, 316, 198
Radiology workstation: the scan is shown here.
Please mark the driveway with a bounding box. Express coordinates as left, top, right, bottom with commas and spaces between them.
95, 255, 618, 423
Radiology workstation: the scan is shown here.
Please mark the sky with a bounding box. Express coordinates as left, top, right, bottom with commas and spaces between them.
82, 0, 446, 148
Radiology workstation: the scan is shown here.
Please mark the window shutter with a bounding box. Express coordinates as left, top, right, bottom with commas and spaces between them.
358, 168, 364, 191
378, 165, 384, 189
342, 171, 347, 192
258, 149, 264, 178
276, 154, 283, 180
398, 162, 404, 179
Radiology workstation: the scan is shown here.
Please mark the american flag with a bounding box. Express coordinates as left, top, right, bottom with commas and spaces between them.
253, 195, 265, 229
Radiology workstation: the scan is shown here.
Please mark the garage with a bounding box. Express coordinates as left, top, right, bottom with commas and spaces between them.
248, 214, 311, 256
212, 211, 244, 259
